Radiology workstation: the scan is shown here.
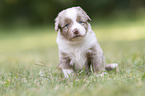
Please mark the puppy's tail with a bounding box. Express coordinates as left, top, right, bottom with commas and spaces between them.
105, 63, 119, 72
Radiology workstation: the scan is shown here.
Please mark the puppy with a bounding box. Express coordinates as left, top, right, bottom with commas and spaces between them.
55, 6, 118, 78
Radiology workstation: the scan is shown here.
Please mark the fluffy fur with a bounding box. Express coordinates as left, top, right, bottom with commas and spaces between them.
55, 6, 118, 78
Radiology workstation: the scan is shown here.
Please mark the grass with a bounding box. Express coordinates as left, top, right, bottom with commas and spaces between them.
0, 16, 145, 96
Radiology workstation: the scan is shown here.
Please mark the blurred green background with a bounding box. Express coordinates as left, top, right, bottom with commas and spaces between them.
0, 0, 145, 27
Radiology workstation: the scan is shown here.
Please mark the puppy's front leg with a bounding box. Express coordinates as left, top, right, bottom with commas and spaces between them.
59, 52, 74, 78
89, 43, 105, 75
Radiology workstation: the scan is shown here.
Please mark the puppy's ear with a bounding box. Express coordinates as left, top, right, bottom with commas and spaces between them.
76, 6, 92, 22
55, 16, 60, 31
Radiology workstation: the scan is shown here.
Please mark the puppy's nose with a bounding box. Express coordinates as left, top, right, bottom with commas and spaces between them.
73, 29, 79, 35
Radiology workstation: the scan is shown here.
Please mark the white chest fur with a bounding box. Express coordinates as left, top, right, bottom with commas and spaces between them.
66, 41, 90, 70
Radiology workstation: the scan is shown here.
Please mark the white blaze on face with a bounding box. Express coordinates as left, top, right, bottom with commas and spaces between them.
65, 8, 86, 36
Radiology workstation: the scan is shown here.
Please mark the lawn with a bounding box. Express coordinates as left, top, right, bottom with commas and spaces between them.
0, 17, 145, 96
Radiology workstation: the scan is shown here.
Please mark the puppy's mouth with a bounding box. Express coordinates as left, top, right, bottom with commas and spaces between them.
74, 35, 82, 38
70, 35, 84, 40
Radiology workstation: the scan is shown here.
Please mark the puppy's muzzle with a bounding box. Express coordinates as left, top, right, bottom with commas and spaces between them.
72, 29, 81, 38
73, 29, 79, 35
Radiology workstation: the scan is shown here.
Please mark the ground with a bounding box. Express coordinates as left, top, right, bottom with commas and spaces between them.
0, 16, 145, 96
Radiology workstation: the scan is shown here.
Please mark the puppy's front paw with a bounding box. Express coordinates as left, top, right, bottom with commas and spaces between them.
96, 72, 107, 77
62, 69, 74, 78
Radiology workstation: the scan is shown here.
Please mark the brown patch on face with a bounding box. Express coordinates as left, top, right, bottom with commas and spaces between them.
76, 6, 92, 21
75, 6, 92, 32
59, 18, 73, 40
61, 18, 72, 27
76, 15, 88, 31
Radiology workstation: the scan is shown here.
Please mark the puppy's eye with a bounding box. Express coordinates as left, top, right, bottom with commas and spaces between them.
79, 21, 84, 24
65, 24, 69, 27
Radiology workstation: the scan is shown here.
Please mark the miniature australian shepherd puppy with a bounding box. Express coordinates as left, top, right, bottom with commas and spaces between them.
55, 6, 118, 78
